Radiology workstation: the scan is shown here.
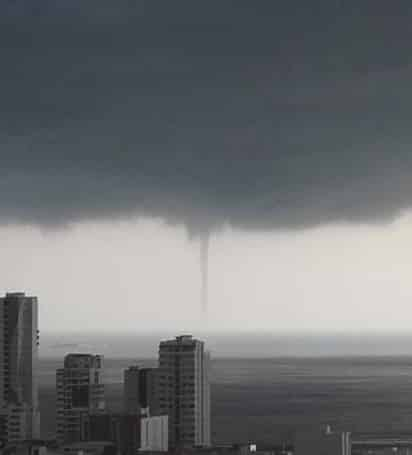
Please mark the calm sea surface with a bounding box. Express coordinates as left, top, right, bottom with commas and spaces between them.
39, 356, 412, 444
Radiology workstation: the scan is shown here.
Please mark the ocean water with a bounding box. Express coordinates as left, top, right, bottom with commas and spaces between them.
39, 355, 412, 444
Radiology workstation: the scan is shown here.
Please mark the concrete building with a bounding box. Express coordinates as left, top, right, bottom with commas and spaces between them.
124, 366, 141, 414
0, 292, 40, 444
56, 354, 105, 445
157, 335, 211, 449
140, 415, 168, 452
80, 412, 141, 455
124, 366, 159, 415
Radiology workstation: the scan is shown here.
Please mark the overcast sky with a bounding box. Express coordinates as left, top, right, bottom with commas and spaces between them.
2, 1, 412, 332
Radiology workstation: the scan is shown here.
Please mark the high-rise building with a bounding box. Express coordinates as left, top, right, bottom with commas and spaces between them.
56, 354, 105, 445
157, 335, 211, 449
123, 366, 159, 415
0, 292, 40, 444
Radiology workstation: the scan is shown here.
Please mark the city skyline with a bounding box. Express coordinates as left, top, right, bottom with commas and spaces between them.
0, 293, 211, 450
53, 333, 211, 451
2, 292, 412, 453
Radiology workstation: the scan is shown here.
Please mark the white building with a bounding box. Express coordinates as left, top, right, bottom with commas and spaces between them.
140, 415, 169, 452
56, 354, 105, 445
158, 335, 211, 448
0, 292, 40, 444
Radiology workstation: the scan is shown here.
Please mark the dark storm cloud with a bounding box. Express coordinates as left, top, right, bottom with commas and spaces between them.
2, 0, 412, 232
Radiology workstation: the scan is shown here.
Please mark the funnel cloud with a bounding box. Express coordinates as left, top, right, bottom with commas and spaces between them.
200, 234, 210, 314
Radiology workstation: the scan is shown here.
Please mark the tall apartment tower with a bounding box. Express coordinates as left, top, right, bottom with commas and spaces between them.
158, 335, 211, 449
0, 292, 40, 444
56, 354, 105, 445
123, 366, 159, 415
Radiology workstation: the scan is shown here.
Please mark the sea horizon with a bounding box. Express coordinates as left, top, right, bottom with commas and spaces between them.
39, 331, 412, 359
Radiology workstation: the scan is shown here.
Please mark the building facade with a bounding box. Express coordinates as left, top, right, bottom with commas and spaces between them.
56, 354, 105, 445
124, 366, 159, 415
158, 335, 211, 448
140, 415, 169, 452
124, 366, 141, 414
0, 292, 40, 444
81, 412, 141, 455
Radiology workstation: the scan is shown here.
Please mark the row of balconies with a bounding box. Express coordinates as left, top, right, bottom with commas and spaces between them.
158, 377, 195, 383
159, 399, 196, 406
159, 345, 197, 352
159, 389, 196, 395
161, 408, 194, 415
160, 401, 196, 407
159, 380, 196, 386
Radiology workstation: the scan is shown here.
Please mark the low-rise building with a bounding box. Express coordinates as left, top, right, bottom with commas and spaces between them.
140, 415, 169, 452
81, 412, 141, 455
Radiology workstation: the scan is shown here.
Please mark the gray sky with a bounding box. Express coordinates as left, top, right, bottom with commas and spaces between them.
2, 1, 412, 332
